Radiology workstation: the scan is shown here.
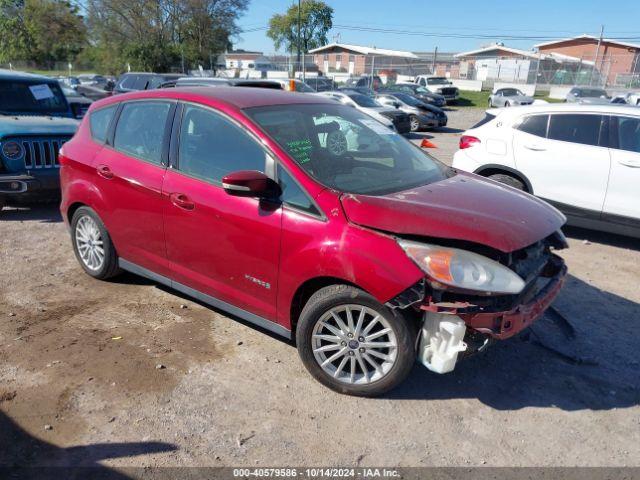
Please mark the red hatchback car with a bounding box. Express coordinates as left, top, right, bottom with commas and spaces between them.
60, 87, 568, 396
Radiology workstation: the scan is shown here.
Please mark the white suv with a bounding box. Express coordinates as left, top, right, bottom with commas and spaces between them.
453, 104, 640, 238
414, 75, 459, 103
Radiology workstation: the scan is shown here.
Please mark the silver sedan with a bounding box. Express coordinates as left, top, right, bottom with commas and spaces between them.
489, 88, 534, 107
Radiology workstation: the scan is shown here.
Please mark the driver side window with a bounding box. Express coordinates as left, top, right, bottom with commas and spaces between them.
177, 105, 267, 184
113, 101, 172, 165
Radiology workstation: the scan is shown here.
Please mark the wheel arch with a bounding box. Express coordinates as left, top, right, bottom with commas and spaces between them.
473, 164, 533, 193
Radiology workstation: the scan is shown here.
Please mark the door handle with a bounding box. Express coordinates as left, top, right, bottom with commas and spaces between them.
96, 164, 114, 179
618, 158, 640, 168
524, 144, 546, 152
170, 193, 195, 211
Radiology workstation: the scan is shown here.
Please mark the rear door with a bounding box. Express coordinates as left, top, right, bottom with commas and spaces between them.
512, 112, 611, 214
162, 103, 282, 321
603, 115, 640, 224
93, 100, 175, 276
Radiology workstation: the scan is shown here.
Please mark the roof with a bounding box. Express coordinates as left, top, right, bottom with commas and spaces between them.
535, 34, 640, 50
91, 86, 336, 110
308, 43, 418, 59
0, 69, 55, 81
413, 51, 457, 62
486, 103, 640, 118
454, 45, 539, 59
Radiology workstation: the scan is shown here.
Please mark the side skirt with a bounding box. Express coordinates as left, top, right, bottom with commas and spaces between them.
118, 258, 292, 340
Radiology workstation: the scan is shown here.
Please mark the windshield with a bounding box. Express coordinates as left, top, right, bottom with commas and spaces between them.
394, 93, 422, 106
245, 103, 447, 195
580, 89, 608, 98
501, 88, 523, 96
348, 93, 381, 108
294, 81, 315, 93
427, 77, 450, 85
0, 80, 68, 115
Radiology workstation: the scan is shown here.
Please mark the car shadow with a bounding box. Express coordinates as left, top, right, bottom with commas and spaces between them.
387, 274, 640, 410
434, 126, 465, 134
0, 205, 62, 223
0, 411, 176, 478
563, 225, 640, 252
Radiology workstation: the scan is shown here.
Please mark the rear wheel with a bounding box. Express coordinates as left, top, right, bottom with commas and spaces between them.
409, 115, 420, 132
488, 173, 525, 191
0, 196, 5, 212
296, 284, 417, 397
505, 101, 511, 107
71, 206, 121, 280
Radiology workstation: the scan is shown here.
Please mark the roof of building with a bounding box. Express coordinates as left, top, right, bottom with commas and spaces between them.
413, 51, 457, 62
454, 44, 539, 59
535, 34, 640, 50
308, 43, 418, 59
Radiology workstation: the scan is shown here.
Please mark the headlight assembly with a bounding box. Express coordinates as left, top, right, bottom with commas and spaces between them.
398, 240, 525, 295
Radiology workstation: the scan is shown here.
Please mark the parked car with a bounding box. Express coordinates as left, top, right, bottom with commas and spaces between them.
344, 75, 382, 90
60, 87, 567, 396
565, 87, 610, 104
489, 88, 534, 107
382, 83, 446, 107
114, 73, 184, 93
160, 77, 283, 90
77, 74, 114, 91
316, 91, 411, 134
610, 92, 640, 106
302, 76, 335, 92
375, 92, 447, 131
58, 76, 81, 90
272, 79, 315, 92
61, 86, 93, 119
413, 76, 459, 103
0, 70, 79, 210
453, 104, 640, 238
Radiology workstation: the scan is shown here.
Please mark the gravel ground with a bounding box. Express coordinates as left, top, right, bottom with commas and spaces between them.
1, 107, 639, 473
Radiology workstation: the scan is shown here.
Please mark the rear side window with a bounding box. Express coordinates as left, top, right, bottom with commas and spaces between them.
548, 114, 604, 147
89, 105, 117, 143
615, 116, 640, 153
132, 76, 150, 90
117, 75, 136, 90
178, 105, 266, 184
113, 101, 172, 164
516, 114, 548, 138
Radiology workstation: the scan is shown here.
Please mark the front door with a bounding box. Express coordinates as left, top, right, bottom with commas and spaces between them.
603, 115, 640, 223
513, 112, 611, 214
93, 100, 174, 276
162, 104, 282, 321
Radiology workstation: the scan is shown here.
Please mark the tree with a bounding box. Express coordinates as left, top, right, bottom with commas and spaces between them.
85, 0, 248, 73
267, 0, 333, 57
0, 0, 86, 66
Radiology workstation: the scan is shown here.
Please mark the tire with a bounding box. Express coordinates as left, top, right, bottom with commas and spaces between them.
409, 115, 420, 132
296, 284, 417, 397
71, 206, 121, 280
504, 101, 510, 107
488, 99, 493, 108
488, 173, 525, 191
0, 196, 5, 212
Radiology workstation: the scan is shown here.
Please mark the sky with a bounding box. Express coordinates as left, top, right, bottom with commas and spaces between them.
234, 0, 640, 54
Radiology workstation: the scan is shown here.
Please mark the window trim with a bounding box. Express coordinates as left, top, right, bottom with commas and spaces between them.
514, 113, 550, 139
109, 99, 176, 167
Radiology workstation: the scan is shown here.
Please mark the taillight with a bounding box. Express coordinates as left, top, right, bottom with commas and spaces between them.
459, 135, 480, 149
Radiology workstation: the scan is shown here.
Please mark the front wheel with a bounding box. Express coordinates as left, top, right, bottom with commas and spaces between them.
71, 206, 121, 280
488, 173, 525, 191
409, 115, 420, 132
296, 285, 417, 397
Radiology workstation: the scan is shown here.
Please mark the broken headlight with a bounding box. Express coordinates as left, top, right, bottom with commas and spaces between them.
398, 240, 525, 295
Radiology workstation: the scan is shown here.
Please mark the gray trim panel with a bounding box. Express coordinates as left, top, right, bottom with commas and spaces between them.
118, 258, 292, 339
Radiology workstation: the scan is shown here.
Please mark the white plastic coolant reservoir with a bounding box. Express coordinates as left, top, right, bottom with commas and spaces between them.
418, 312, 467, 374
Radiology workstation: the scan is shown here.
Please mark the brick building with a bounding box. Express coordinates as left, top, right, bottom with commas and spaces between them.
535, 35, 640, 86
308, 43, 420, 76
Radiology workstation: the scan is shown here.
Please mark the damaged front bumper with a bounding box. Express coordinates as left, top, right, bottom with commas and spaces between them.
388, 252, 568, 374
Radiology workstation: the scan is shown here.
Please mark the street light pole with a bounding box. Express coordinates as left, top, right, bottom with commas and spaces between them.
297, 0, 302, 78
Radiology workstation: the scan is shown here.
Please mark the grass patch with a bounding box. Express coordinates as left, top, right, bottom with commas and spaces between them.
456, 89, 564, 107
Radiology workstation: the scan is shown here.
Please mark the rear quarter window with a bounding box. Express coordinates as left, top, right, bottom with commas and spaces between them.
515, 114, 549, 138
89, 105, 117, 144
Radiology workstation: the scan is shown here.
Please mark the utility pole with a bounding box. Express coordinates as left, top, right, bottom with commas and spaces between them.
296, 0, 302, 78
432, 46, 438, 75
591, 25, 604, 86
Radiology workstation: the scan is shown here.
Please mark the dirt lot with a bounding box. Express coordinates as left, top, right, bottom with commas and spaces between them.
1, 107, 639, 472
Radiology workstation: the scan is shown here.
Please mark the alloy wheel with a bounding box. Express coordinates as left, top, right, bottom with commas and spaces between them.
410, 117, 420, 132
311, 304, 398, 385
326, 131, 348, 156
75, 215, 105, 271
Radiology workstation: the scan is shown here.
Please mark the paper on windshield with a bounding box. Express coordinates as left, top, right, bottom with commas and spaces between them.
360, 118, 393, 135
29, 84, 55, 101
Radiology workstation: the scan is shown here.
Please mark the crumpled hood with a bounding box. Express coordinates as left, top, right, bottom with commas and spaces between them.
0, 115, 79, 136
340, 172, 566, 253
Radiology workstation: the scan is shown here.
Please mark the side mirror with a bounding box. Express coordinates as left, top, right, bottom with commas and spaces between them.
222, 170, 280, 198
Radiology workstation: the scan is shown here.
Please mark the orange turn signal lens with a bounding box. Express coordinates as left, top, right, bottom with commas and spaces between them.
424, 251, 454, 283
